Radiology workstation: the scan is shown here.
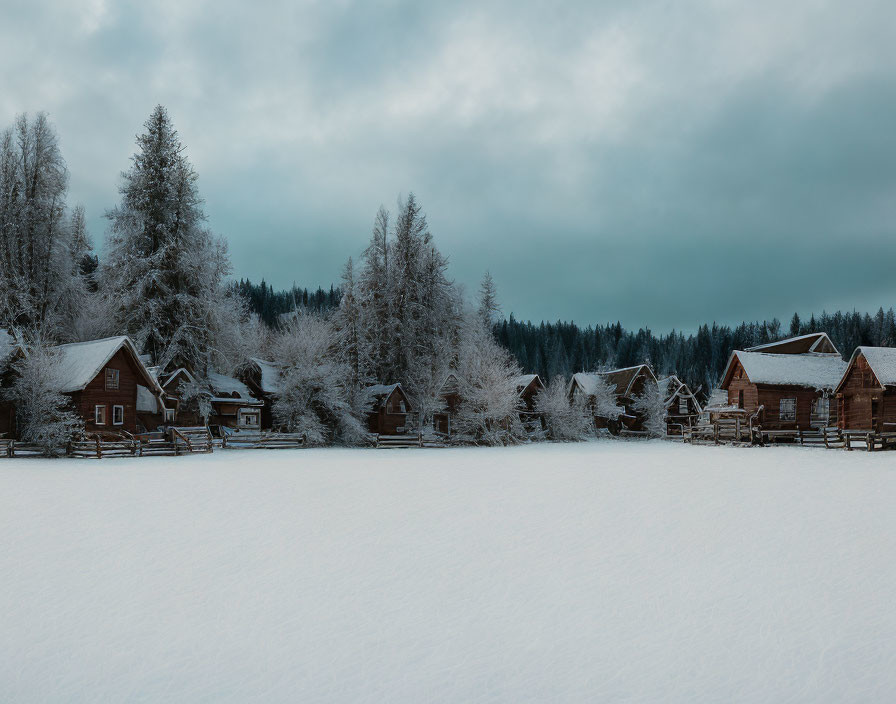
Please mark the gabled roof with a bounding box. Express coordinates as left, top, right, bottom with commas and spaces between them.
722, 350, 847, 391
52, 336, 161, 394
161, 367, 196, 389
366, 383, 411, 409
514, 374, 544, 396
249, 358, 282, 394
837, 347, 896, 391
746, 332, 839, 355
657, 375, 702, 412
207, 371, 262, 405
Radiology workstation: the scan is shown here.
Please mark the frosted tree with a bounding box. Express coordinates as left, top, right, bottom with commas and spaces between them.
536, 376, 594, 442
478, 271, 501, 326
104, 105, 231, 371
271, 312, 366, 446
633, 381, 667, 438
590, 372, 620, 421
0, 114, 81, 334
452, 311, 525, 445
2, 338, 82, 454
332, 257, 375, 419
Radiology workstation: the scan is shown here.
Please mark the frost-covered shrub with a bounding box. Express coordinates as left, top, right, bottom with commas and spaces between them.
633, 382, 667, 438
3, 343, 82, 455
536, 377, 594, 441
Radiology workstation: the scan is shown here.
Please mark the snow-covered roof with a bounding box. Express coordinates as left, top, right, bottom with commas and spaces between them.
572, 365, 656, 399
726, 351, 847, 390
0, 329, 15, 367
250, 358, 282, 394
207, 371, 262, 404
657, 375, 702, 412
52, 336, 161, 394
844, 347, 896, 389
137, 384, 159, 413
746, 332, 839, 355
514, 374, 543, 395
367, 383, 401, 398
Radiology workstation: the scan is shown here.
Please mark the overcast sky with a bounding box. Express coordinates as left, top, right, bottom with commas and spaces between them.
1, 0, 894, 331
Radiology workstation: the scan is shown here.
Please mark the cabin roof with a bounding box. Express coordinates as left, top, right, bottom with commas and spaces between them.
839, 346, 896, 390
514, 374, 543, 396
367, 383, 402, 398
572, 365, 656, 399
746, 332, 839, 355
249, 358, 282, 394
52, 336, 161, 394
0, 329, 15, 366
207, 371, 262, 404
723, 350, 847, 390
657, 375, 702, 412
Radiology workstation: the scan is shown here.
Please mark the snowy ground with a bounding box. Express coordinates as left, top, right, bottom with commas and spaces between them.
2, 441, 896, 702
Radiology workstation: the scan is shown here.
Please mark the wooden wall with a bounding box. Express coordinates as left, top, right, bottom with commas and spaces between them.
69, 348, 141, 434
837, 354, 896, 430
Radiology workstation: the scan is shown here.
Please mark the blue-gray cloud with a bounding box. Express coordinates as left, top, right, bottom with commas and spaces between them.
1, 0, 894, 331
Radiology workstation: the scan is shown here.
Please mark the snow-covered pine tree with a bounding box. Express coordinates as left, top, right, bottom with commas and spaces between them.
590, 371, 621, 422
478, 271, 500, 326
270, 312, 367, 446
633, 380, 667, 438
0, 114, 80, 335
104, 105, 231, 371
535, 376, 594, 442
332, 257, 374, 419
2, 337, 82, 454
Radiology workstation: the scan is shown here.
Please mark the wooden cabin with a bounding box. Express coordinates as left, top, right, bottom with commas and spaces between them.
52, 336, 164, 435
569, 364, 657, 432
206, 372, 264, 431
433, 373, 461, 435
239, 358, 282, 430
658, 375, 702, 432
835, 347, 896, 432
515, 374, 545, 430
367, 383, 413, 435
720, 335, 848, 430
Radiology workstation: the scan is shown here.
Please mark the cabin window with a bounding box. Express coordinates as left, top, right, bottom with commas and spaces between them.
239, 410, 259, 427
95, 405, 107, 425
112, 405, 124, 425
399, 400, 406, 413
678, 397, 689, 415
164, 409, 175, 422
811, 397, 829, 420
105, 368, 120, 390
779, 398, 796, 421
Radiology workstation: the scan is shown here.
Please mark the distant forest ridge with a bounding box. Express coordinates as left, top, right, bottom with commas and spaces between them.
237, 279, 896, 396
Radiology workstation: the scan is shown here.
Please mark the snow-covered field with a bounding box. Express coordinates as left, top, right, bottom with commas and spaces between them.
2, 442, 896, 702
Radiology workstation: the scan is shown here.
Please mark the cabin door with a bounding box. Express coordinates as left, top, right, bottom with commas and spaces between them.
871, 399, 880, 432
737, 390, 744, 409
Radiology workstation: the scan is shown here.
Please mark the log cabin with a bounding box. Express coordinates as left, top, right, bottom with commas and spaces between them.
720, 336, 848, 430
433, 373, 461, 435
658, 375, 702, 432
367, 383, 413, 435
515, 374, 545, 430
206, 371, 264, 431
569, 364, 657, 431
52, 336, 165, 435
835, 347, 896, 432
238, 358, 282, 430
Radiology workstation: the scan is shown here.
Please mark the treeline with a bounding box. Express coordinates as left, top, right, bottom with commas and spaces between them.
497, 309, 896, 397
234, 280, 341, 325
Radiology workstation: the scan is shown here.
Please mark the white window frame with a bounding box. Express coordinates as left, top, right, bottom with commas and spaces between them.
112, 405, 124, 426
678, 397, 689, 415
105, 368, 120, 390
164, 408, 175, 422
95, 405, 107, 425
779, 398, 796, 421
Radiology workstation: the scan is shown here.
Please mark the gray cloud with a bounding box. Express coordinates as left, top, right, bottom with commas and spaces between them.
1, 0, 894, 331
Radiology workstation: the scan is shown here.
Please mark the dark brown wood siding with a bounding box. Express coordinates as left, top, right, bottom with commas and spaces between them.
837, 354, 896, 430
69, 348, 141, 434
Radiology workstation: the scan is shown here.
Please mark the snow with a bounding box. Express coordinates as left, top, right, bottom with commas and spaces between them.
3, 443, 896, 701
732, 350, 848, 389
854, 346, 896, 387
136, 384, 159, 413
746, 332, 838, 354
0, 329, 14, 366
50, 336, 159, 394
251, 357, 282, 394
207, 371, 257, 401
366, 382, 401, 397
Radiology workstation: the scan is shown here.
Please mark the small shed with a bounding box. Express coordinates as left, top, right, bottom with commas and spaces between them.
658, 375, 702, 432
52, 336, 164, 435
835, 347, 896, 432
433, 373, 461, 436
239, 358, 283, 430
367, 383, 413, 435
